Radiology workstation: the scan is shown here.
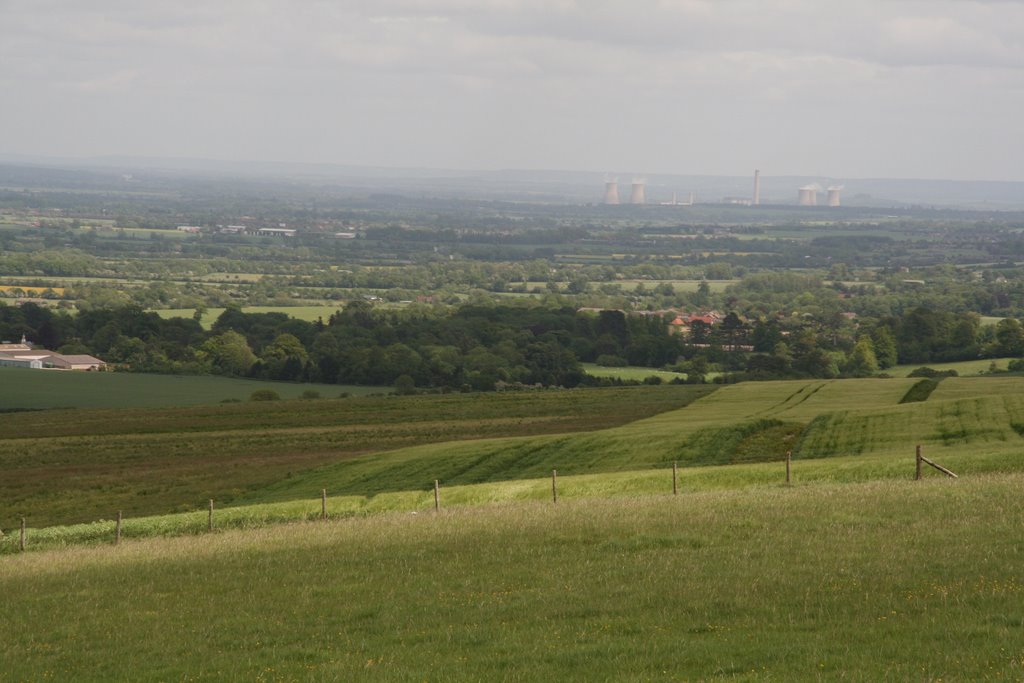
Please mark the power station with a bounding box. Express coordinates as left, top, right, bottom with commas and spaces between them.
603, 179, 620, 205
598, 171, 842, 207
630, 178, 646, 205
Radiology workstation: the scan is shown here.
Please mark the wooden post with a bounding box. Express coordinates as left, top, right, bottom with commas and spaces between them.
915, 445, 923, 481
920, 454, 959, 479
208, 499, 214, 531
672, 462, 678, 496
20, 517, 25, 552
115, 510, 122, 545
552, 469, 558, 504
321, 489, 327, 520
434, 480, 440, 513
785, 450, 792, 485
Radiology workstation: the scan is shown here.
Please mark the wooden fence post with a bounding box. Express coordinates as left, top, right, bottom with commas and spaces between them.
915, 445, 923, 481
672, 462, 678, 496
208, 499, 214, 531
552, 469, 558, 503
434, 480, 440, 513
20, 517, 25, 552
115, 511, 122, 545
321, 489, 327, 520
785, 450, 792, 485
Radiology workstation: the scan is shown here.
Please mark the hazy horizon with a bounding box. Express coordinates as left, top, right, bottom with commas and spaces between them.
3, 1, 1023, 182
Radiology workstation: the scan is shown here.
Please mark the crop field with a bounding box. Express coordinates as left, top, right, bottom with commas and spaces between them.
0, 284, 66, 296
3, 475, 1024, 680
0, 366, 378, 410
0, 385, 714, 526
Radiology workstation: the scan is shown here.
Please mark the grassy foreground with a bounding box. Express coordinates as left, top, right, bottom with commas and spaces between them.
2, 475, 1023, 681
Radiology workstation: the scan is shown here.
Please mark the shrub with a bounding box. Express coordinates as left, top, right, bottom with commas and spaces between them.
249, 389, 281, 401
300, 390, 321, 400
596, 354, 628, 367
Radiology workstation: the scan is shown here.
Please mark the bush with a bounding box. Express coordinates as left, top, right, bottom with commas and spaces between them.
908, 367, 958, 378
596, 354, 628, 367
249, 389, 281, 401
642, 375, 663, 385
394, 374, 417, 396
300, 390, 321, 400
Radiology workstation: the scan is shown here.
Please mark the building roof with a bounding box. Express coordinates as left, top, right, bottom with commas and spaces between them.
61, 355, 106, 365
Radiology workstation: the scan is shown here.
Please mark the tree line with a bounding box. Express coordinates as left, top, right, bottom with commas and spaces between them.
2, 301, 1023, 391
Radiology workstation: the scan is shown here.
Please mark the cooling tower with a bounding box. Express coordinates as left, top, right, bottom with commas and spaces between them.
827, 187, 841, 207
630, 179, 646, 205
753, 170, 761, 206
798, 186, 818, 206
603, 180, 620, 205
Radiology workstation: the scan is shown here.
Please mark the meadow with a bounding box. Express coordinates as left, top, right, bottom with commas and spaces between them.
2, 475, 1023, 680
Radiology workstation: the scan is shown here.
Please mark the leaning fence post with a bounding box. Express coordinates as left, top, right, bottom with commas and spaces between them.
672, 462, 678, 496
552, 469, 558, 503
20, 517, 26, 552
208, 499, 214, 531
115, 511, 122, 545
434, 480, 440, 513
321, 489, 327, 520
916, 445, 923, 481
786, 450, 792, 485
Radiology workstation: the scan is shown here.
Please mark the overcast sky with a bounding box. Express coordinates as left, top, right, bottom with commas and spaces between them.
2, 1, 1022, 181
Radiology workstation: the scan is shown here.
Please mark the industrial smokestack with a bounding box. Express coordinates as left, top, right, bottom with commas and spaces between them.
603, 179, 620, 205
827, 186, 843, 207
753, 170, 761, 206
630, 178, 646, 205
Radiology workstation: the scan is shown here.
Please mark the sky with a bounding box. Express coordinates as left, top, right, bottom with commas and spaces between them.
1, 0, 1022, 181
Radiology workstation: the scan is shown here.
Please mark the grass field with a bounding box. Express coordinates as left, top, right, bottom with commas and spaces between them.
2, 475, 1023, 680
152, 305, 345, 328
581, 362, 688, 382
0, 366, 379, 410
887, 357, 1017, 377
246, 376, 1024, 505
0, 385, 714, 526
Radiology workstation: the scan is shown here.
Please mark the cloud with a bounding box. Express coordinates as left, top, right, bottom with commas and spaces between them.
0, 0, 1021, 179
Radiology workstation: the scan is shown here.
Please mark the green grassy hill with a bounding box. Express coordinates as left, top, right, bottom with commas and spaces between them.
3, 475, 1023, 681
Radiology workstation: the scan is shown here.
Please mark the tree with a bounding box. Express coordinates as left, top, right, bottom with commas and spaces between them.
845, 337, 879, 377
199, 331, 257, 376
871, 326, 898, 369
260, 333, 308, 380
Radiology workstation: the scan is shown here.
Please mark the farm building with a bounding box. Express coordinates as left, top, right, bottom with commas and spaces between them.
0, 340, 106, 371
